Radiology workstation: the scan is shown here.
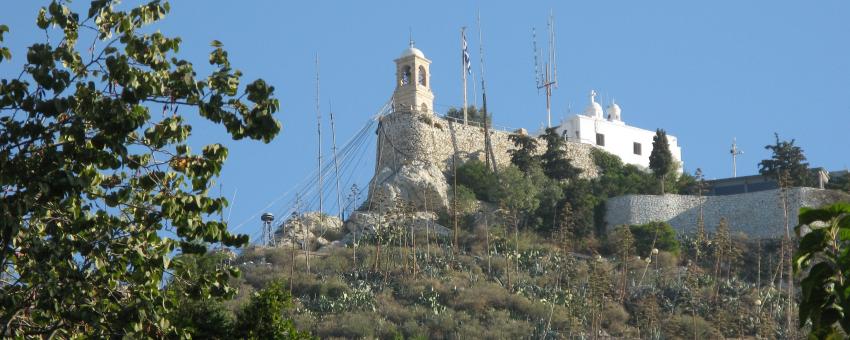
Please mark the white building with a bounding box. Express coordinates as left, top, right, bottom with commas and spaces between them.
556, 90, 683, 172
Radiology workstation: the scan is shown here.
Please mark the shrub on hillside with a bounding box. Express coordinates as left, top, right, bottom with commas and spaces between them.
662, 314, 723, 339
315, 312, 386, 339
454, 159, 500, 202
234, 280, 312, 339
629, 222, 680, 256
452, 184, 478, 215
498, 165, 542, 221
591, 148, 655, 197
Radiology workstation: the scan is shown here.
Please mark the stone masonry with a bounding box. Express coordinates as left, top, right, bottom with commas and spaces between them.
605, 187, 850, 238
374, 111, 598, 178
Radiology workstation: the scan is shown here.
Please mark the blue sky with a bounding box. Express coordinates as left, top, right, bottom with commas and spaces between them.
2, 1, 849, 242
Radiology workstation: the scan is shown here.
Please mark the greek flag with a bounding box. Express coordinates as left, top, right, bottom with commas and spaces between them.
462, 30, 471, 74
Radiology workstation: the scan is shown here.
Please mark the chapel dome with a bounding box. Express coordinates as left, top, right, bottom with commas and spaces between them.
607, 102, 622, 121
584, 90, 603, 118
400, 47, 425, 58
585, 102, 603, 118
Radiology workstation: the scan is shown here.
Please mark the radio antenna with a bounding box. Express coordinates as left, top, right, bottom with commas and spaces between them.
533, 10, 558, 128
731, 137, 744, 178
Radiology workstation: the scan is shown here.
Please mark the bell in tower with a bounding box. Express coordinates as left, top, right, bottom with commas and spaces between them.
392, 42, 435, 114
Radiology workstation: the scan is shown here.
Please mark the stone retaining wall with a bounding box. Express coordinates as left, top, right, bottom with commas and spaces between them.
605, 188, 850, 237
375, 111, 598, 178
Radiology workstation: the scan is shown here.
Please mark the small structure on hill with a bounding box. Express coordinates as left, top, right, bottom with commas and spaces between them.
556, 90, 683, 172
371, 45, 599, 214
704, 170, 849, 195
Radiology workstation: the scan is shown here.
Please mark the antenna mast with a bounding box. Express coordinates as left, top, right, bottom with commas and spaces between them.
730, 137, 743, 178
330, 105, 343, 220
315, 54, 323, 218
533, 10, 558, 128
478, 11, 497, 174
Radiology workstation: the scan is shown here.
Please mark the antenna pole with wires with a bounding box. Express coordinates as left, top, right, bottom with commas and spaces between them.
533, 10, 558, 128
478, 11, 497, 174
330, 105, 343, 220
315, 54, 323, 219
309, 53, 323, 273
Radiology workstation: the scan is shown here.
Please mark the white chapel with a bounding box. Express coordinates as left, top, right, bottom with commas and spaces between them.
556, 90, 683, 171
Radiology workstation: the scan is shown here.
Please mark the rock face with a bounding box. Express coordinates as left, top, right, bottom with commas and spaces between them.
369, 161, 450, 213
274, 212, 344, 250
365, 112, 599, 218
338, 210, 451, 245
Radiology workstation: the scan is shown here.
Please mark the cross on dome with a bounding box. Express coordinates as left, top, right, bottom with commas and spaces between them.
584, 89, 604, 118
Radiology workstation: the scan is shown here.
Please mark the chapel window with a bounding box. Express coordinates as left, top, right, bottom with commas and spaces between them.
596, 133, 605, 146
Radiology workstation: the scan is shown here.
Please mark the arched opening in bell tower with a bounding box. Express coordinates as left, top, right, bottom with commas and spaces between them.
418, 66, 427, 86
401, 66, 412, 86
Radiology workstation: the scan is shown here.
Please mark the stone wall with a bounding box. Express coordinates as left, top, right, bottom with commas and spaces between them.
605, 188, 850, 238
375, 111, 598, 178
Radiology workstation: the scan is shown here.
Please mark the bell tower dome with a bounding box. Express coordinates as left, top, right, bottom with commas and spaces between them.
392, 42, 434, 114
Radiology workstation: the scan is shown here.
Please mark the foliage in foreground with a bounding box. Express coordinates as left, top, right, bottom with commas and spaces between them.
794, 202, 850, 338
169, 258, 312, 340
0, 1, 280, 337
235, 280, 314, 340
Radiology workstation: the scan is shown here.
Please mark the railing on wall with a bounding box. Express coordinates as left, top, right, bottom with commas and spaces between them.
438, 114, 516, 133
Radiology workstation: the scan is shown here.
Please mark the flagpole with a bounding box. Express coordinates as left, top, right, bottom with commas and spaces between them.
461, 27, 468, 125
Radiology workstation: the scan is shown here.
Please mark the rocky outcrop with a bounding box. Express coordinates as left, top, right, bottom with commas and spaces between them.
365, 113, 599, 218
368, 161, 450, 213
274, 212, 344, 250
335, 210, 451, 246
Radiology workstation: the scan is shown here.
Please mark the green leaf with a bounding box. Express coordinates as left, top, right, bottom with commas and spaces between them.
37, 8, 50, 29
0, 1, 281, 336
798, 206, 838, 228
0, 48, 10, 62
798, 229, 829, 256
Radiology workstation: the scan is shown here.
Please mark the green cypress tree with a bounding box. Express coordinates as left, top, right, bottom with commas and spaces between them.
507, 132, 540, 172
540, 127, 581, 181
649, 129, 674, 193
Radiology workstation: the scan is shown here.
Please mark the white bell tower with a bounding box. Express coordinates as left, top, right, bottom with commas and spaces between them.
392, 42, 434, 114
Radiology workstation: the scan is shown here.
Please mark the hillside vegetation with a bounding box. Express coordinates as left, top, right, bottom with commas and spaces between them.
170, 130, 847, 339
191, 222, 793, 339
